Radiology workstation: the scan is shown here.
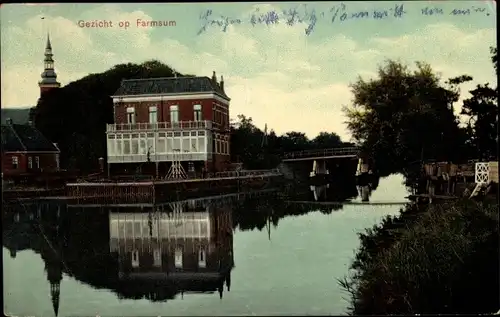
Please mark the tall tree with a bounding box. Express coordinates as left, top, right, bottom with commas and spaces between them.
343, 60, 469, 176
460, 47, 498, 160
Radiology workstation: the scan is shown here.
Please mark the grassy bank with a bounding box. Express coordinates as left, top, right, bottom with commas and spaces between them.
340, 197, 499, 315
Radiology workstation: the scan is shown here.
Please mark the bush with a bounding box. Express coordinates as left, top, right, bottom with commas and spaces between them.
340, 199, 499, 315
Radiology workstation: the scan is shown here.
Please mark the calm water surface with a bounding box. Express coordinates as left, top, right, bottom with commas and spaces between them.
3, 175, 409, 316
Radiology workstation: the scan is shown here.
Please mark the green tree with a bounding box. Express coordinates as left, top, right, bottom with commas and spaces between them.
343, 60, 469, 176
460, 47, 498, 160
312, 132, 343, 149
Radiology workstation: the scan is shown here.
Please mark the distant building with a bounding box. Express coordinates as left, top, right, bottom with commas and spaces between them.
106, 72, 231, 177
39, 33, 61, 96
1, 119, 60, 176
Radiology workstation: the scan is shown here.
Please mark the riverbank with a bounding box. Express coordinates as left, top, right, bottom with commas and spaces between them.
340, 196, 499, 314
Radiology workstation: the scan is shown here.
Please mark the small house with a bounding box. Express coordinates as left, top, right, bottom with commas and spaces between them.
1, 118, 60, 176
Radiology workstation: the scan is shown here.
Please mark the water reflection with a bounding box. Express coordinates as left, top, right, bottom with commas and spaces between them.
3, 179, 381, 317
108, 201, 234, 301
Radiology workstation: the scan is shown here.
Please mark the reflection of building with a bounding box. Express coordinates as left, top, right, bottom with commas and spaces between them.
38, 207, 64, 317
109, 199, 234, 299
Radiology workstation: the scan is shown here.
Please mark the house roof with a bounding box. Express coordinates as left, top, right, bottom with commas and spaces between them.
113, 76, 230, 100
1, 122, 60, 153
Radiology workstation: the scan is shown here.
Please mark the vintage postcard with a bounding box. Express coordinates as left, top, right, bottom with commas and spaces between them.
1, 2, 497, 317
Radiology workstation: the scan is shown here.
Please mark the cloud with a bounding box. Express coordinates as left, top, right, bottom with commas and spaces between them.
1, 4, 496, 141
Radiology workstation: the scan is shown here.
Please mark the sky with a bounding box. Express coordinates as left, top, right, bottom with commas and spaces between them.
0, 1, 497, 141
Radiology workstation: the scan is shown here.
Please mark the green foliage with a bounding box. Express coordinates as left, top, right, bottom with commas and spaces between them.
340, 199, 499, 315
343, 60, 472, 176
460, 47, 498, 161
230, 115, 350, 169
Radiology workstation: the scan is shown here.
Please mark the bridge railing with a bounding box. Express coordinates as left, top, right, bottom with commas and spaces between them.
283, 147, 359, 159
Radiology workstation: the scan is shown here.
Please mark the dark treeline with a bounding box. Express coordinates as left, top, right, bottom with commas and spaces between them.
31, 60, 350, 173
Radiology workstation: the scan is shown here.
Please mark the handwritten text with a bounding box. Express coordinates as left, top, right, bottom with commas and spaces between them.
197, 3, 491, 35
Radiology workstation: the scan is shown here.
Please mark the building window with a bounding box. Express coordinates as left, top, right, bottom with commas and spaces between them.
153, 248, 162, 267
170, 105, 179, 123
198, 248, 206, 268
174, 248, 183, 268
12, 156, 19, 169
28, 157, 33, 169
126, 107, 135, 124
132, 250, 139, 268
35, 156, 40, 169
193, 104, 202, 121
149, 106, 157, 124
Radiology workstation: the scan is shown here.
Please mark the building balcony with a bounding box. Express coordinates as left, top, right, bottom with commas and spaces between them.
107, 152, 209, 163
106, 120, 213, 133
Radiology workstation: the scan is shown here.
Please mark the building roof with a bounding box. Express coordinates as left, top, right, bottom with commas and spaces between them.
1, 121, 60, 153
1, 107, 32, 124
113, 76, 230, 100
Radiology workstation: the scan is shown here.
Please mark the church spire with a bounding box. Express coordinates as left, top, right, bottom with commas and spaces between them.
39, 32, 60, 95
46, 33, 52, 51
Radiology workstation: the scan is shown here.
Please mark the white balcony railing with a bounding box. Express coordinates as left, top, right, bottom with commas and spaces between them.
106, 120, 212, 132
107, 153, 209, 163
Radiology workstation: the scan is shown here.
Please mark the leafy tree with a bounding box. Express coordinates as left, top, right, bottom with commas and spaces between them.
343, 60, 470, 176
312, 132, 343, 149
460, 47, 498, 161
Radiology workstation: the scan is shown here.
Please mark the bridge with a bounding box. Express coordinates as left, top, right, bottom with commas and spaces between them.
279, 147, 362, 180
282, 147, 359, 162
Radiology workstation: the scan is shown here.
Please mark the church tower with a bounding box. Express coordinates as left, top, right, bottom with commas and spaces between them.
39, 33, 60, 95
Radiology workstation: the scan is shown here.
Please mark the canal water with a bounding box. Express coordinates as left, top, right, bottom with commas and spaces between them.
3, 174, 409, 317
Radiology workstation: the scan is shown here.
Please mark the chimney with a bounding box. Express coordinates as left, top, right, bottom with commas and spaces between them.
220, 75, 224, 91
6, 118, 13, 125
212, 71, 217, 83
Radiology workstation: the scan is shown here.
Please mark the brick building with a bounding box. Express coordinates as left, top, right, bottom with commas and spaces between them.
106, 72, 231, 178
1, 119, 61, 177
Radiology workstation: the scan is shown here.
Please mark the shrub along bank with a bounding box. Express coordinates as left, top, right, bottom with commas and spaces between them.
340, 197, 499, 315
